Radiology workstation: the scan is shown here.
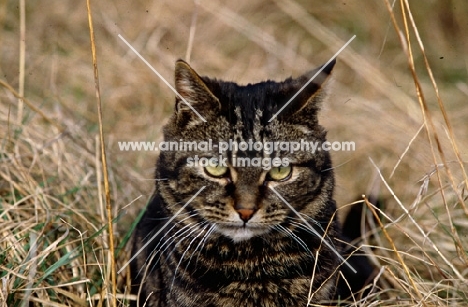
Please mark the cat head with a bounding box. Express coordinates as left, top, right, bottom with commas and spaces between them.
157, 60, 337, 242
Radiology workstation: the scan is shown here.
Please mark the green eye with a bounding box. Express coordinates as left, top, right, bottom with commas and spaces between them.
204, 164, 228, 177
267, 166, 292, 181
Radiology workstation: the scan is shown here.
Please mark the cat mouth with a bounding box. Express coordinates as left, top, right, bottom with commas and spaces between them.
215, 223, 270, 242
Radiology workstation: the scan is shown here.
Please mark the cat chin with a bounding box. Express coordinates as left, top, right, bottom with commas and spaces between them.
215, 224, 270, 243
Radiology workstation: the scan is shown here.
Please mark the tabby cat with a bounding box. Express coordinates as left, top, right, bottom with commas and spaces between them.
131, 59, 374, 306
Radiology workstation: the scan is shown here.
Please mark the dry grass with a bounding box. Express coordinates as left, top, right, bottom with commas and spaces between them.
1, 0, 467, 306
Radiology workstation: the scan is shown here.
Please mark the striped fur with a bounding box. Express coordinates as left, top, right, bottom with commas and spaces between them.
131, 59, 370, 306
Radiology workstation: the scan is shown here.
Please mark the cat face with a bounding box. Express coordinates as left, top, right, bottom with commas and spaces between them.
157, 60, 336, 242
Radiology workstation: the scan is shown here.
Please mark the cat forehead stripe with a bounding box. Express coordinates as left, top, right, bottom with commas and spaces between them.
268, 35, 356, 122
118, 34, 207, 122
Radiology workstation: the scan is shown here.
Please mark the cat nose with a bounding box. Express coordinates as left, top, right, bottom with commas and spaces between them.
236, 208, 255, 222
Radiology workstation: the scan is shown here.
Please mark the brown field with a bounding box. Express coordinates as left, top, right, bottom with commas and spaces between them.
1, 0, 467, 305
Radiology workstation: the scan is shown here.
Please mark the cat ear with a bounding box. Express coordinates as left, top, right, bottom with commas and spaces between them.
174, 60, 220, 123
280, 59, 335, 120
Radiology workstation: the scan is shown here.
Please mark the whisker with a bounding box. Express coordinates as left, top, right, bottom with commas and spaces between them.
287, 219, 339, 258
147, 228, 193, 278
143, 212, 199, 258
153, 221, 208, 275
288, 216, 340, 255
135, 215, 198, 279
142, 222, 196, 278
145, 216, 201, 272
287, 219, 323, 238
269, 186, 356, 274
121, 187, 206, 275
185, 224, 215, 270
142, 209, 207, 279
149, 222, 198, 266
142, 211, 198, 243
170, 223, 210, 290
298, 212, 327, 231
274, 225, 314, 257
193, 224, 216, 268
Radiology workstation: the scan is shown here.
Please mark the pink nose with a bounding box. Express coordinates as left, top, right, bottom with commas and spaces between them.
236, 208, 255, 222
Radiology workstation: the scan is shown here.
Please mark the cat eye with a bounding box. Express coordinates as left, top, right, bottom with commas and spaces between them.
204, 164, 229, 177
267, 166, 292, 181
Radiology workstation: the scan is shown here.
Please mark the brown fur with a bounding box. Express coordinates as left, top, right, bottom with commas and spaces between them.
131, 59, 372, 306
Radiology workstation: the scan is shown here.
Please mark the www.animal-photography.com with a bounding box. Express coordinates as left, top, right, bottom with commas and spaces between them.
1, 1, 467, 306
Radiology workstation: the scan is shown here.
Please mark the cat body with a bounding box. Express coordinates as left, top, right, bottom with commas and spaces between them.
133, 195, 338, 306
131, 59, 370, 306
